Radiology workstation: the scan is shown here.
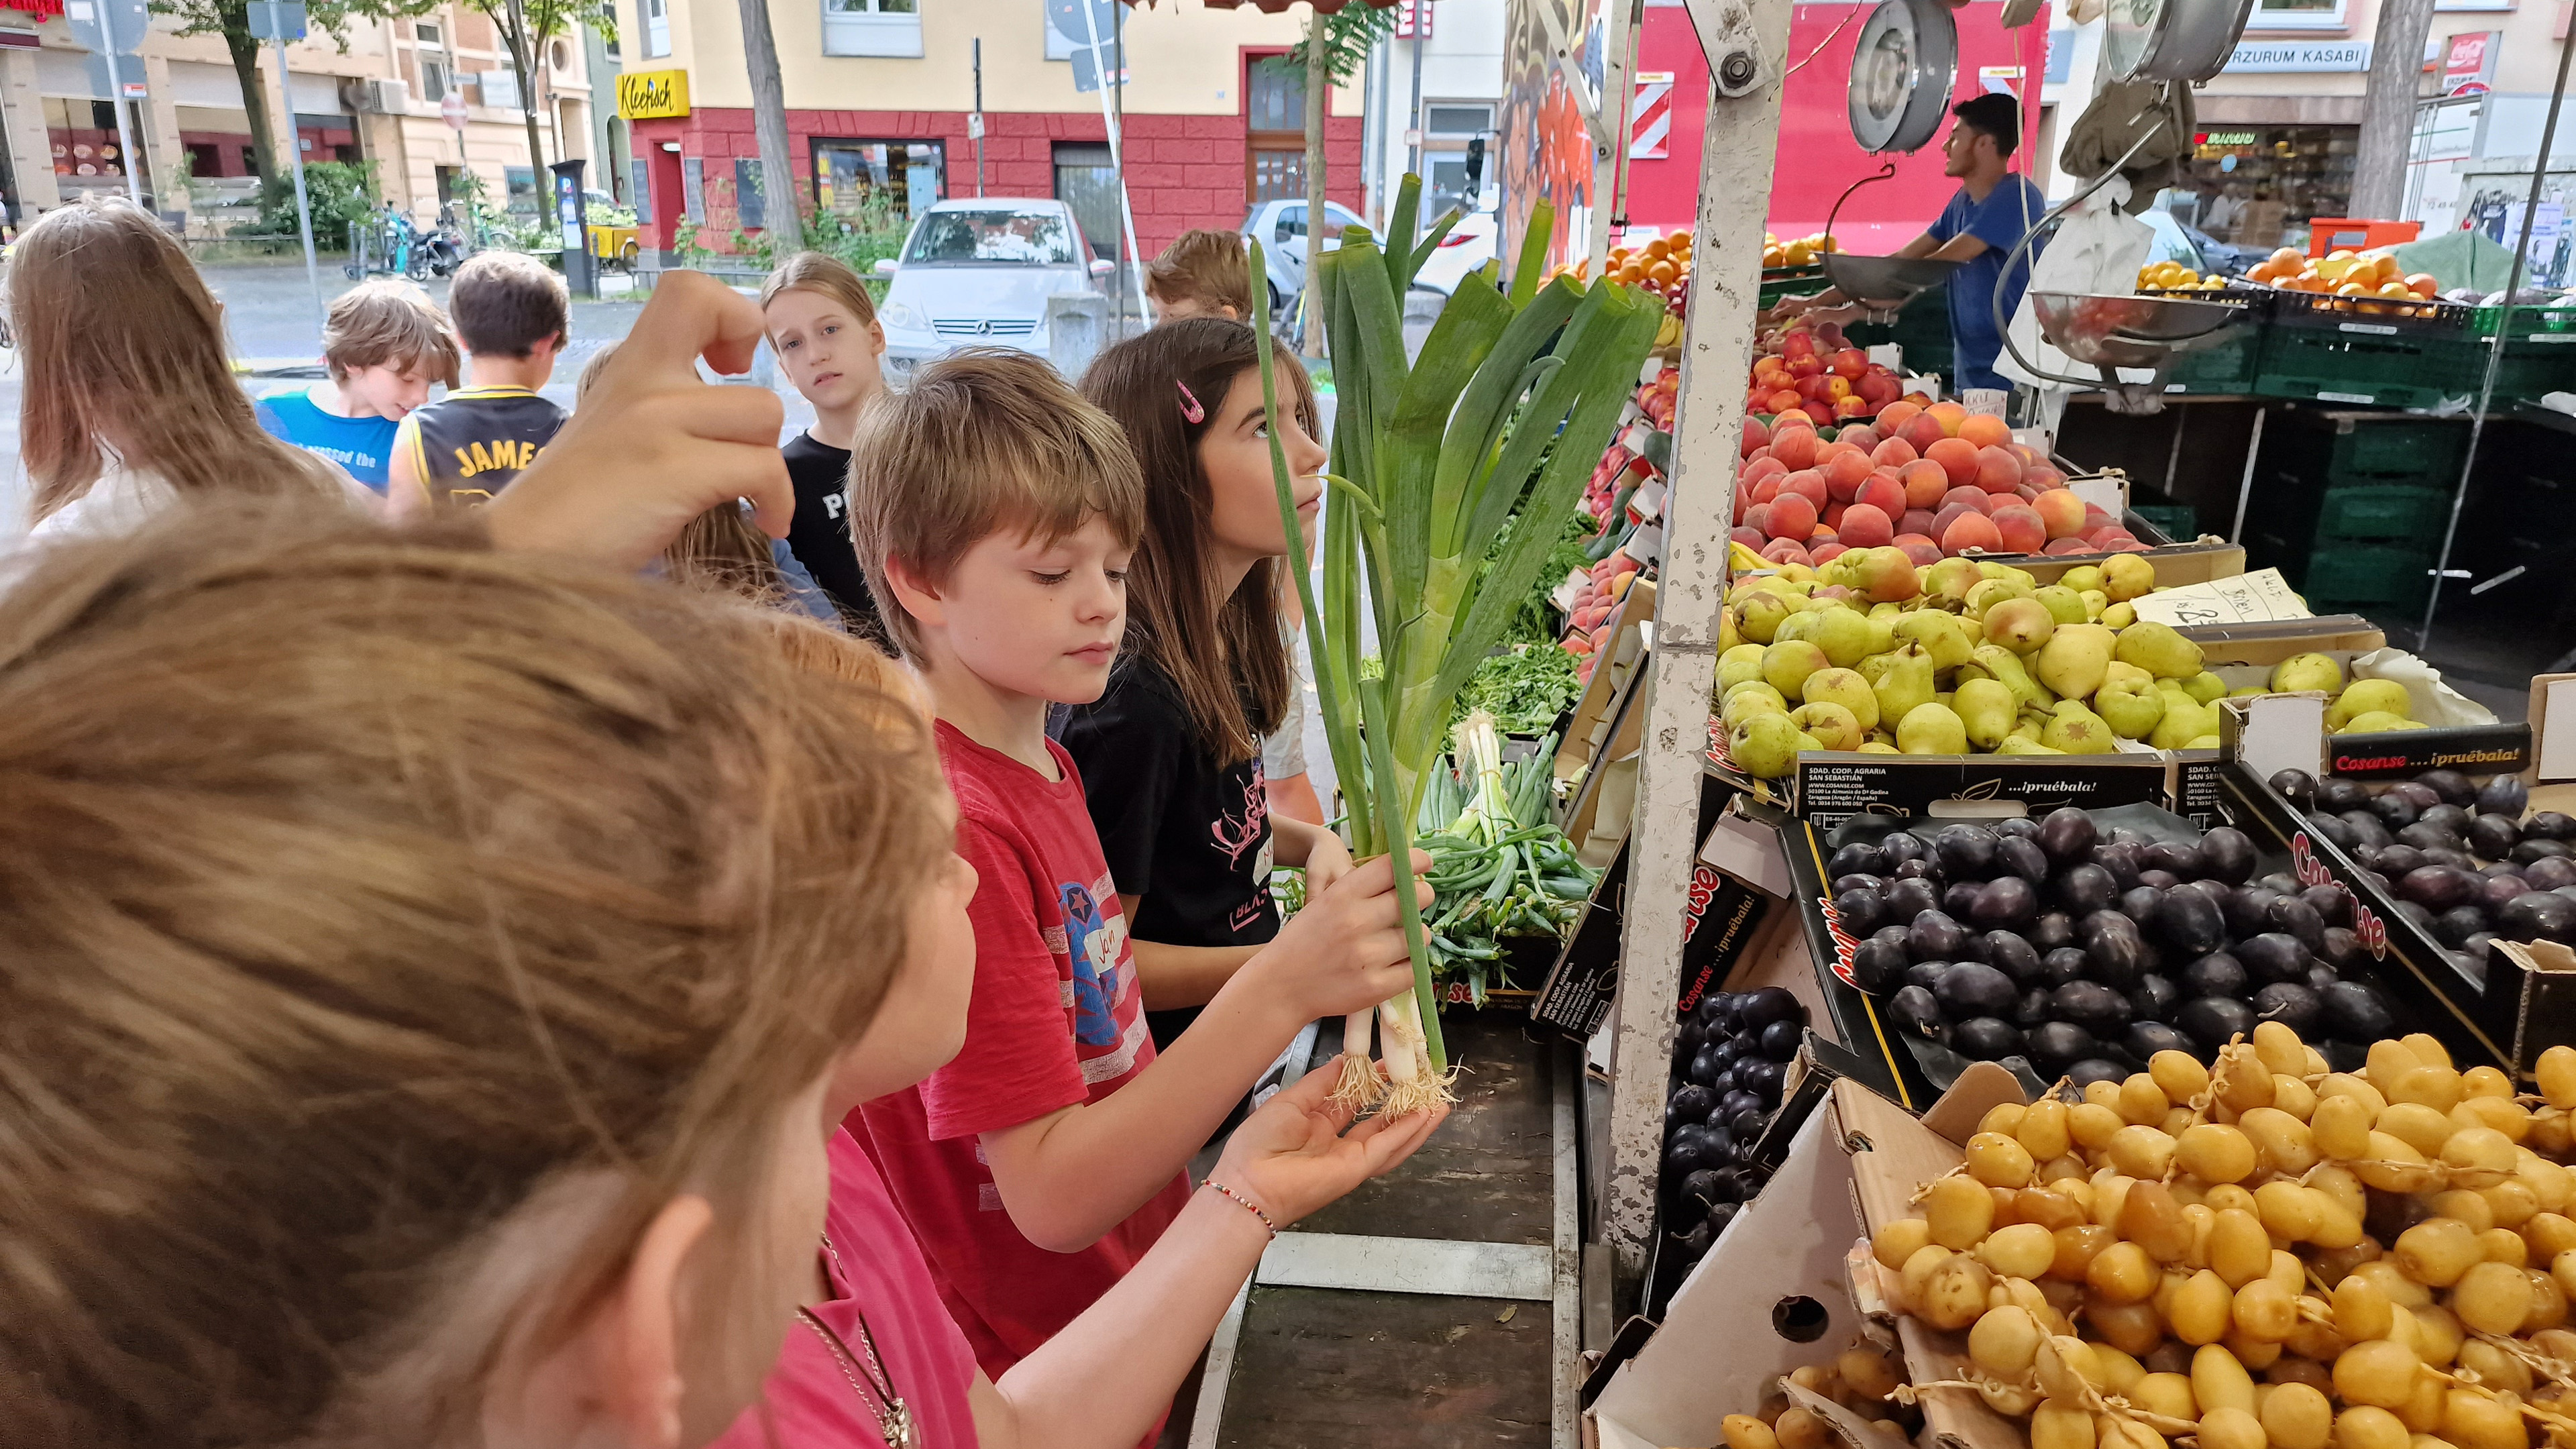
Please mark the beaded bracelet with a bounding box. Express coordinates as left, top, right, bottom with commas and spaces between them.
1203, 1180, 1277, 1240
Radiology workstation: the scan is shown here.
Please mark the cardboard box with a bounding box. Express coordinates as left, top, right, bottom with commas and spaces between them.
1591, 1069, 2023, 1449
2002, 540, 2247, 588
2167, 616, 2390, 827
1558, 578, 1656, 787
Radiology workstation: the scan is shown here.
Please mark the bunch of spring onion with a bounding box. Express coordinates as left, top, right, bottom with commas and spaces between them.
1249, 178, 1662, 1114
1413, 714, 1602, 1006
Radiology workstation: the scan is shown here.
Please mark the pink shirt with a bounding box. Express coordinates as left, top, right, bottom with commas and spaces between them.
854, 722, 1191, 1380
708, 1130, 981, 1449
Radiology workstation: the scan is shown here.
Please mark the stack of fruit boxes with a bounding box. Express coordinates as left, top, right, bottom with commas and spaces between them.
2241, 409, 2469, 623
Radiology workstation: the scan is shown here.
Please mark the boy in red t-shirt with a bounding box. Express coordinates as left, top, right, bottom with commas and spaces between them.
844, 347, 1426, 1388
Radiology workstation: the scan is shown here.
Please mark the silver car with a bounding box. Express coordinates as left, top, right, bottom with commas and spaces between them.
1242, 198, 1367, 315
872, 198, 1113, 380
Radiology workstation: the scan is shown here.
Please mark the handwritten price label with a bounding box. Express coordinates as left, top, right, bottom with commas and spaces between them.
2130, 569, 2313, 628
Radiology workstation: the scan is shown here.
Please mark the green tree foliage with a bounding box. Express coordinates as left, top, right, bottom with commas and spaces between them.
152, 0, 443, 190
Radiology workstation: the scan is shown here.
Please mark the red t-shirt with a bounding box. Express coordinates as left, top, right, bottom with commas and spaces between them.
706, 1130, 981, 1449
855, 722, 1192, 1380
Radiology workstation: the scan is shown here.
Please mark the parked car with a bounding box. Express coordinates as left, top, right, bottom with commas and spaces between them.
871, 198, 1114, 380
1242, 198, 1368, 315
1410, 210, 1499, 295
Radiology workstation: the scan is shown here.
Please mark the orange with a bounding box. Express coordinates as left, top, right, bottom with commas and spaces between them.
1644, 238, 1671, 260
2336, 280, 2368, 296
2406, 273, 2438, 299
1647, 260, 1678, 286
2376, 280, 2414, 300
2271, 247, 2305, 269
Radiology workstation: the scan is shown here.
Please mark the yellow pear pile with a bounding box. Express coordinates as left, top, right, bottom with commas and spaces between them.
1717, 546, 2229, 780
2237, 655, 2430, 737
1866, 1028, 2576, 1449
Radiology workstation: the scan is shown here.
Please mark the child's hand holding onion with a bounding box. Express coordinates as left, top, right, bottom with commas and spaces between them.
1246, 848, 1434, 1026
1206, 1061, 1452, 1228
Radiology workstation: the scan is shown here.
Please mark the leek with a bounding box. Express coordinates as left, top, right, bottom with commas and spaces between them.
1250, 176, 1660, 1114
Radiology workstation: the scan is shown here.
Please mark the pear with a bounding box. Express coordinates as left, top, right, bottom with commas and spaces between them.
2182, 671, 2229, 705
1892, 611, 1975, 672
1792, 702, 1865, 751
2101, 661, 2153, 692
2041, 700, 2119, 755
1965, 576, 2033, 620
2186, 734, 2220, 749
1858, 651, 1900, 687
1872, 643, 1937, 729
1721, 682, 1788, 726
2095, 674, 2168, 739
1801, 667, 1881, 731
2059, 565, 2106, 594
1729, 710, 1803, 779
1864, 613, 1897, 657
1763, 639, 1830, 701
1954, 678, 2019, 751
1924, 556, 1986, 606
1994, 737, 2068, 755
2112, 619, 2204, 680
2270, 652, 2345, 695
1896, 702, 1970, 755
2151, 696, 2218, 750
2326, 678, 2414, 732
2101, 601, 2137, 629
2101, 553, 2157, 602
1807, 606, 1876, 668
1857, 741, 1901, 755
1983, 597, 2058, 655
2229, 685, 2269, 699
2036, 624, 2116, 702
1773, 610, 1816, 645
2034, 585, 2090, 626
1737, 589, 1796, 643
1972, 644, 2055, 712
2337, 709, 2418, 735
2078, 588, 2109, 621
1717, 643, 1770, 694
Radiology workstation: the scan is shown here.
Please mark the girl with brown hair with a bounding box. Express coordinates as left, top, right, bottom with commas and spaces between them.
13, 195, 368, 539
1061, 318, 1351, 1049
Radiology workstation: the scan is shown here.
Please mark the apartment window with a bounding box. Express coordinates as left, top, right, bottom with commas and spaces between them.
603, 20, 620, 58
642, 0, 669, 58
814, 139, 943, 224
1422, 101, 1495, 216
1246, 54, 1303, 201
416, 22, 451, 102
822, 0, 922, 57
735, 157, 765, 229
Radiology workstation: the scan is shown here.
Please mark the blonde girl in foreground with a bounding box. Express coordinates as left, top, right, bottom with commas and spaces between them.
0, 273, 1443, 1449
14, 194, 369, 539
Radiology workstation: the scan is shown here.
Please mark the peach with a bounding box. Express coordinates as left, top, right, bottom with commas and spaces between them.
2042, 537, 2095, 556
1788, 355, 1824, 379
1769, 427, 1819, 472
1780, 470, 1829, 510
1748, 474, 1784, 505
1974, 445, 2025, 495
1930, 502, 1977, 541
1766, 492, 1818, 541
1830, 348, 1870, 380
1761, 539, 1814, 568
1957, 413, 2012, 450
2100, 539, 2153, 553
1900, 460, 1951, 510
1839, 425, 1880, 454
1822, 449, 1874, 500
1838, 502, 1895, 549
2031, 488, 2087, 541
1811, 542, 1850, 565
1802, 402, 1835, 428
1899, 508, 1939, 539
1833, 396, 1872, 420
2086, 527, 2137, 549
1942, 486, 1992, 516
1823, 502, 1845, 531
1941, 511, 2004, 555
1876, 399, 1924, 435
1741, 504, 1770, 537
1857, 371, 1902, 407
1991, 504, 2047, 555
1809, 523, 1839, 543
1898, 414, 1949, 455
1797, 375, 1837, 404
1855, 474, 1907, 519
1872, 437, 1919, 470
1925, 436, 1982, 488
1766, 389, 1804, 415
1781, 331, 1817, 359
2025, 464, 2066, 490
1739, 455, 1788, 488
1772, 407, 1816, 430
2081, 503, 2116, 532
1732, 525, 1769, 551
1927, 401, 1968, 437
1741, 419, 1770, 458
1895, 535, 1944, 567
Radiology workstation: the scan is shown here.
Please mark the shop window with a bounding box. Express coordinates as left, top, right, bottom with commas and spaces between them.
813, 139, 943, 226
735, 157, 765, 229
2185, 125, 2357, 253
1247, 53, 1303, 202
2244, 0, 2347, 29
822, 0, 922, 57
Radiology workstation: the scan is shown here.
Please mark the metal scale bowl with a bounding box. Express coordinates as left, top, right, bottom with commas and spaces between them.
1819, 0, 1962, 308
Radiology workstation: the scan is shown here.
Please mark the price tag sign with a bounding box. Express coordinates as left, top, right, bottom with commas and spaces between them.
2128, 568, 2312, 629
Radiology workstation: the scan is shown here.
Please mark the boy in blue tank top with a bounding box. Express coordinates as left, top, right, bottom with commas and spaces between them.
390, 251, 571, 512
256, 281, 458, 492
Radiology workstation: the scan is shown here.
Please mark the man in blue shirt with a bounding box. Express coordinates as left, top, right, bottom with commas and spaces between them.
1786, 94, 2048, 394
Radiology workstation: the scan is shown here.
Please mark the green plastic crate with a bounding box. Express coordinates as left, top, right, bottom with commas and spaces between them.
2490, 329, 2576, 405
2307, 485, 2452, 542
2254, 326, 2488, 412
1758, 265, 1827, 309
2268, 407, 2471, 484
2131, 504, 2200, 541
2296, 545, 2437, 614
2163, 329, 2260, 395
1844, 285, 1952, 384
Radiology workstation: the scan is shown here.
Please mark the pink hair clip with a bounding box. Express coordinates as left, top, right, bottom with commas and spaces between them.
1175, 380, 1205, 424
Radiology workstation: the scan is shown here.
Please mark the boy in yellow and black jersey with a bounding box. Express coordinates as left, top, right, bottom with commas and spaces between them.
390, 251, 570, 511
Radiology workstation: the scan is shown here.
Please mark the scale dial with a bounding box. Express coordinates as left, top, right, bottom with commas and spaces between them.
1847, 0, 1959, 154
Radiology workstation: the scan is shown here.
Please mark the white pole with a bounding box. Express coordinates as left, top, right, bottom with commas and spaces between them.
273, 24, 323, 321
1078, 0, 1147, 323
96, 1, 140, 205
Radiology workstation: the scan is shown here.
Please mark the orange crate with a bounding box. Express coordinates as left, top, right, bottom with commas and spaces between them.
2307, 218, 2422, 257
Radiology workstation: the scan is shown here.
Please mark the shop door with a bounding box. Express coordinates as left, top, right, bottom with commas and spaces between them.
1052, 142, 1117, 262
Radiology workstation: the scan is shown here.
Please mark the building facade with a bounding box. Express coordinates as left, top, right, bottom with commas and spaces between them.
0, 0, 617, 231
1360, 0, 1505, 223
609, 0, 1362, 258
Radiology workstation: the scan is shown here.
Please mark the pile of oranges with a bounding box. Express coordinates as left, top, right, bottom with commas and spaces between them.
2135, 260, 2229, 293
2245, 245, 2440, 303
1608, 231, 1695, 294
1763, 231, 1840, 270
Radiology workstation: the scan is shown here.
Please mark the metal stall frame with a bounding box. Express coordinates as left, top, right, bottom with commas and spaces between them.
1597, 0, 1797, 1279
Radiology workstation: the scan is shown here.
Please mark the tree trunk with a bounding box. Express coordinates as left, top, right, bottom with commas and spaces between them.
223, 22, 278, 189
505, 23, 546, 185
1300, 18, 1327, 357
2351, 0, 2437, 220
737, 0, 801, 248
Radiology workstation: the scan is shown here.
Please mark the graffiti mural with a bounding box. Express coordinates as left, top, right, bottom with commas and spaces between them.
1499, 0, 1613, 268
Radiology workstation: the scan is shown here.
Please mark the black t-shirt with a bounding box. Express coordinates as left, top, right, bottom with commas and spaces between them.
1059, 657, 1279, 1042
781, 432, 883, 639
